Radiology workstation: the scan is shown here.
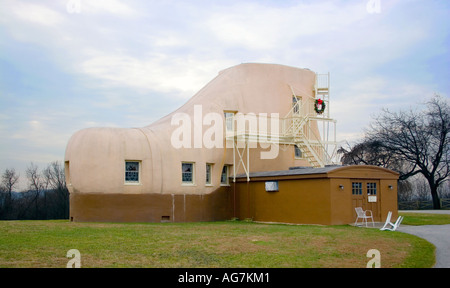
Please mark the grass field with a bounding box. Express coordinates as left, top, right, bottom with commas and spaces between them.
399, 212, 450, 226
0, 217, 437, 268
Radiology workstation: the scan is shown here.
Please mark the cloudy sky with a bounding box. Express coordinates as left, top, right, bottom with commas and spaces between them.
0, 0, 449, 190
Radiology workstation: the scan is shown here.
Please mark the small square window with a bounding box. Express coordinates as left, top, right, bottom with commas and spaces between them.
182, 163, 195, 184
125, 161, 140, 183
352, 182, 362, 195
367, 182, 377, 195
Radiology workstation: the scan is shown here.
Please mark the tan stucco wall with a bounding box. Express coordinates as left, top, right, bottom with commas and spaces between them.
329, 178, 352, 225
65, 63, 318, 201
379, 179, 399, 222
233, 166, 399, 225
235, 178, 332, 225
69, 186, 233, 223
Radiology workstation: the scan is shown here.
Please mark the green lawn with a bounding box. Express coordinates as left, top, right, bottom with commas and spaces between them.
0, 220, 434, 268
399, 212, 450, 226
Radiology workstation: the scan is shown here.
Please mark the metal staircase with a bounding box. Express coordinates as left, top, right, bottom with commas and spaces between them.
228, 72, 338, 181
283, 73, 336, 168
296, 140, 324, 168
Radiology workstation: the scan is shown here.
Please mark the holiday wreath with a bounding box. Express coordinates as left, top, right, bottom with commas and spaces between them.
314, 99, 325, 114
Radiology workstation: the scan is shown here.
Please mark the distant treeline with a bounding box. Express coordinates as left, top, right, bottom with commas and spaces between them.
0, 161, 69, 220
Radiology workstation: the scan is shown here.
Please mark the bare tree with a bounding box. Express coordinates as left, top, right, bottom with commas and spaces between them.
350, 95, 450, 209
415, 178, 431, 201
440, 181, 450, 199
43, 161, 66, 191
397, 179, 414, 202
0, 168, 20, 219
24, 163, 45, 219
43, 161, 69, 218
338, 140, 413, 177
0, 161, 70, 220
1, 168, 20, 194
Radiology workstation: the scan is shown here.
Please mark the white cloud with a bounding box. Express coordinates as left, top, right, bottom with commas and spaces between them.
207, 1, 368, 51
331, 74, 437, 146
10, 2, 64, 26
10, 118, 70, 150
80, 0, 137, 17
79, 51, 234, 99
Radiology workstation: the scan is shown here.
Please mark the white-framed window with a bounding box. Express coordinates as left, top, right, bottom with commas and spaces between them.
292, 96, 300, 114
294, 145, 302, 159
224, 112, 235, 132
367, 182, 377, 195
125, 161, 140, 184
352, 182, 362, 195
220, 165, 230, 186
205, 163, 213, 185
182, 162, 195, 185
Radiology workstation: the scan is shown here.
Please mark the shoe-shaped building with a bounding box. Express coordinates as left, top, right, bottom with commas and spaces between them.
65, 63, 339, 223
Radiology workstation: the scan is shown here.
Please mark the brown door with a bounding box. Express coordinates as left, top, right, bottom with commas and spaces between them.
352, 180, 381, 222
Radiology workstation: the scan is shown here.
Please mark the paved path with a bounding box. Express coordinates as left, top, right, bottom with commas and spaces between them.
398, 210, 450, 268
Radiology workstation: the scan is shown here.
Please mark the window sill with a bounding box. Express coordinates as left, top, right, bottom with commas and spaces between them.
124, 182, 142, 186
182, 183, 197, 187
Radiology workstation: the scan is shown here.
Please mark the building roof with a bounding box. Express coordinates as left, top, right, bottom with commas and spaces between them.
235, 165, 342, 179
234, 165, 399, 181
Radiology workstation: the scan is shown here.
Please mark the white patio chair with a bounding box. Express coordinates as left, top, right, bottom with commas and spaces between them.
354, 207, 374, 227
380, 211, 393, 230
380, 214, 403, 231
